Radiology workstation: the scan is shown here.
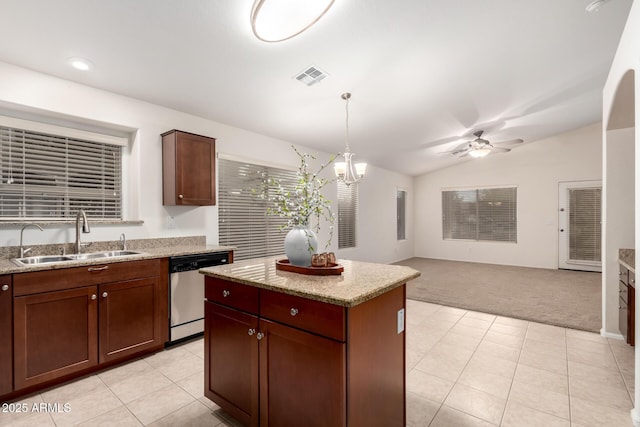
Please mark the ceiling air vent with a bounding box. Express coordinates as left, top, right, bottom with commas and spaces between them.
294, 65, 328, 86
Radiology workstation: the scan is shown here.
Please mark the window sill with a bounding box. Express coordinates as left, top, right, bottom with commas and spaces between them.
0, 220, 144, 228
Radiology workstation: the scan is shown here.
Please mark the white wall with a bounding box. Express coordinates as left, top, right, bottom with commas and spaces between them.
602, 1, 640, 424
0, 61, 413, 264
603, 127, 635, 337
413, 123, 602, 269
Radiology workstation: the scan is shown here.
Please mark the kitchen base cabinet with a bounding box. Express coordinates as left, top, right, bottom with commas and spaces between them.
619, 264, 635, 346
99, 277, 163, 363
259, 319, 345, 427
205, 301, 259, 427
204, 276, 406, 426
14, 287, 98, 390
10, 259, 167, 396
0, 275, 13, 396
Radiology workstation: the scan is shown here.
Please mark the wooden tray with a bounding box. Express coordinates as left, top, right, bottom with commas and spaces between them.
275, 259, 344, 276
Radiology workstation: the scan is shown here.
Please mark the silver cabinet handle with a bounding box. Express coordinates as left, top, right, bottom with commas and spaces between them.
248, 328, 256, 336
102, 292, 108, 298
1, 284, 8, 291
178, 194, 184, 199
222, 290, 230, 298
256, 332, 264, 340
88, 265, 109, 272
91, 294, 97, 300
290, 308, 299, 317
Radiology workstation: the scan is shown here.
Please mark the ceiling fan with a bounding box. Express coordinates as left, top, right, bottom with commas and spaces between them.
443, 130, 524, 158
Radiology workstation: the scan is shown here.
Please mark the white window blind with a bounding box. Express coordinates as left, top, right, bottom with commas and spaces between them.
0, 123, 122, 220
218, 158, 297, 261
442, 187, 517, 242
397, 189, 406, 240
568, 187, 601, 262
338, 181, 358, 249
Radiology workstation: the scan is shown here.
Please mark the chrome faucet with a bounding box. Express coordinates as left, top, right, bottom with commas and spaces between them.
19, 223, 43, 257
120, 233, 127, 250
75, 209, 91, 254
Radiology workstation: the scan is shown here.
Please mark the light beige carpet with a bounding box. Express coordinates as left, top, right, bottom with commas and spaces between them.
395, 257, 601, 332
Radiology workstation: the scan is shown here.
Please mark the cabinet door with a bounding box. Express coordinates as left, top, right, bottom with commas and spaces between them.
629, 286, 635, 347
163, 131, 216, 206
14, 286, 98, 390
99, 277, 163, 363
0, 275, 12, 395
259, 319, 346, 427
205, 301, 259, 427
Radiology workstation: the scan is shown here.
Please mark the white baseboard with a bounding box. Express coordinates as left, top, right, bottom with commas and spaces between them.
631, 408, 640, 427
601, 329, 624, 341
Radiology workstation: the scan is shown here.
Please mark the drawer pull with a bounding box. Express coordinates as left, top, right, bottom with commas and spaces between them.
91, 294, 97, 300
248, 328, 256, 336
102, 292, 108, 298
223, 290, 230, 298
256, 332, 264, 340
88, 265, 109, 272
178, 194, 184, 199
1, 284, 8, 291
290, 308, 299, 317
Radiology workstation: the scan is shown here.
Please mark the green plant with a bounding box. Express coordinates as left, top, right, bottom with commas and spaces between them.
266, 145, 336, 248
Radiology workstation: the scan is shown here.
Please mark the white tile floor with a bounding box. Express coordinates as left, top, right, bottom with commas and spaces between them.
0, 300, 635, 426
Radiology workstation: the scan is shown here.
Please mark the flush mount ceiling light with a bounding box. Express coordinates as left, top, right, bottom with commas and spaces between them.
67, 57, 94, 71
334, 93, 366, 186
585, 0, 610, 12
250, 0, 335, 42
468, 146, 491, 158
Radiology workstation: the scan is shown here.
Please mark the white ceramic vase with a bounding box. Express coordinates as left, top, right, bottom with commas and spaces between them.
284, 225, 318, 267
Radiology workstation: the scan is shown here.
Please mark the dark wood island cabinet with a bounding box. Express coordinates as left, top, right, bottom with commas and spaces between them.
201, 256, 420, 427
619, 262, 635, 346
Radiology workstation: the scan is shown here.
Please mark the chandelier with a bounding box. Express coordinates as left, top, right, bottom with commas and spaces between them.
334, 93, 366, 185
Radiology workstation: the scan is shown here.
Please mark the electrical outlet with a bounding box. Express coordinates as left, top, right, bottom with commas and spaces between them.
167, 216, 176, 229
397, 308, 405, 334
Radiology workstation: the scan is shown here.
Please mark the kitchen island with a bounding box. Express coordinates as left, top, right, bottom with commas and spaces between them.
200, 256, 420, 427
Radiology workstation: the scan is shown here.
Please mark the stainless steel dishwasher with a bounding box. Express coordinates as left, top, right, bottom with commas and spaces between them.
168, 252, 229, 344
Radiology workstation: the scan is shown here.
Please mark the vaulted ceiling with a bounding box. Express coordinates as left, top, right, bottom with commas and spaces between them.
0, 0, 632, 175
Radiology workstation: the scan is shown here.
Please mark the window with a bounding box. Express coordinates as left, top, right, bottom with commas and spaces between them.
0, 116, 125, 220
397, 189, 406, 240
442, 187, 517, 242
338, 181, 358, 249
218, 157, 297, 261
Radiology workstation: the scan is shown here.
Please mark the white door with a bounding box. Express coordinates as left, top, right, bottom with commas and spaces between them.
558, 181, 602, 271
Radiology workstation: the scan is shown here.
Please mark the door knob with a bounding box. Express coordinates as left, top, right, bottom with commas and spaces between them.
178, 194, 184, 199
91, 294, 97, 300
102, 292, 108, 298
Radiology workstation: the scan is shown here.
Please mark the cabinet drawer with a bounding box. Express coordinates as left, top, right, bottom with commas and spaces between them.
260, 290, 346, 342
620, 282, 629, 304
14, 259, 161, 296
205, 277, 259, 315
620, 265, 629, 285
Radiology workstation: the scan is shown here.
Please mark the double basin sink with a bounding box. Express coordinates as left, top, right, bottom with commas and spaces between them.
13, 250, 144, 267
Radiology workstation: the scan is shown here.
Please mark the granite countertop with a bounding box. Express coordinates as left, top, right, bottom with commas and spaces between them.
199, 255, 421, 307
0, 238, 235, 275
619, 248, 635, 273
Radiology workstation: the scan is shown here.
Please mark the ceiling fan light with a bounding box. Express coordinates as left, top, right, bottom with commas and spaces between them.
251, 0, 335, 42
469, 147, 491, 158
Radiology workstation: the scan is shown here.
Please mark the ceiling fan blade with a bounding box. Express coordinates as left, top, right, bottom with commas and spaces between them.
490, 147, 511, 153
493, 138, 523, 146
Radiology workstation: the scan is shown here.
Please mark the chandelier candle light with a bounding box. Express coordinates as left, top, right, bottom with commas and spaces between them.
334, 93, 367, 185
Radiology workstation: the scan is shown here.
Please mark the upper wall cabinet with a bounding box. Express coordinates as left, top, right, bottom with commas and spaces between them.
162, 130, 216, 206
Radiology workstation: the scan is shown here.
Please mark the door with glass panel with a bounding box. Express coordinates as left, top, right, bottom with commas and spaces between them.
558, 181, 602, 271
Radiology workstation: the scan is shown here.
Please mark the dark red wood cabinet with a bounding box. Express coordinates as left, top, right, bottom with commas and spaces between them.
204, 276, 406, 426
0, 275, 13, 396
162, 130, 216, 206
619, 264, 635, 346
11, 259, 167, 394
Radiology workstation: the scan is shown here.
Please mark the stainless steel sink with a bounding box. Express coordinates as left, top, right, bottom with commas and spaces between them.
69, 250, 143, 260
13, 250, 145, 266
12, 255, 75, 266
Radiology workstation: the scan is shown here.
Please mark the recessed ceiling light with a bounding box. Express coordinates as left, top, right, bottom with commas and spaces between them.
67, 57, 94, 71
